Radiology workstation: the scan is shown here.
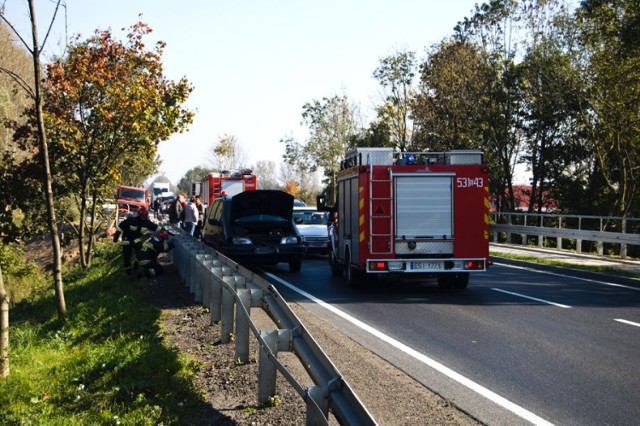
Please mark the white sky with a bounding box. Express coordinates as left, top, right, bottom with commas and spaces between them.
5, 0, 482, 185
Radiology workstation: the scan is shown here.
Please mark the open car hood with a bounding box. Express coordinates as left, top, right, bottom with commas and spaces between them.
230, 190, 294, 222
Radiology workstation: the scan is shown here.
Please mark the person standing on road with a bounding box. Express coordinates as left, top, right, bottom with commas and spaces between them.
168, 193, 185, 226
112, 207, 160, 275
183, 196, 199, 236
153, 197, 161, 218
194, 195, 205, 240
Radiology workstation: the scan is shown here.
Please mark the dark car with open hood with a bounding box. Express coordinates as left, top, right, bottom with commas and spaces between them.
202, 190, 306, 272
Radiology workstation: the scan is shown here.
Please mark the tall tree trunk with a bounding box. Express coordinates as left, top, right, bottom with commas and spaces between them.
84, 190, 99, 267
28, 0, 66, 318
0, 266, 9, 377
78, 193, 88, 269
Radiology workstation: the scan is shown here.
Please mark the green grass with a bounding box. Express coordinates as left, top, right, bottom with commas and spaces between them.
491, 251, 640, 280
0, 243, 206, 425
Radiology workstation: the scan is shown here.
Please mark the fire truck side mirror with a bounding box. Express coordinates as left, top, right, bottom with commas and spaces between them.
316, 195, 331, 212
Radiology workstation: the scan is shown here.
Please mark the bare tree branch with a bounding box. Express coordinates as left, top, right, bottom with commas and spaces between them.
40, 0, 63, 52
0, 65, 35, 98
0, 12, 34, 54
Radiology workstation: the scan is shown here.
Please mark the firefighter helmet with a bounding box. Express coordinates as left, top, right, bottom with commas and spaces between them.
156, 230, 170, 241
138, 207, 149, 219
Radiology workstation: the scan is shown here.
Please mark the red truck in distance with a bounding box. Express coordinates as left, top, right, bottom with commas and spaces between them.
192, 169, 258, 209
115, 185, 150, 222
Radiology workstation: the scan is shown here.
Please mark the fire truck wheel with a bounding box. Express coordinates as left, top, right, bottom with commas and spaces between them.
330, 251, 343, 276
289, 258, 302, 273
345, 251, 364, 287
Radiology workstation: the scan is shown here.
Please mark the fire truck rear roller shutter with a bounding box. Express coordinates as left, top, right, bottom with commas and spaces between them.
395, 175, 453, 239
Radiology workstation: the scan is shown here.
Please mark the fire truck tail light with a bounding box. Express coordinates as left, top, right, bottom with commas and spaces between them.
369, 261, 388, 271
464, 260, 485, 270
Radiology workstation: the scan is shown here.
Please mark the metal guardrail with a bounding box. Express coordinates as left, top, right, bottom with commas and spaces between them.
490, 212, 640, 259
166, 227, 377, 425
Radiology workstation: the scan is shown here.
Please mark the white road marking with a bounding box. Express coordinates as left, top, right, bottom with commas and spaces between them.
492, 261, 640, 291
614, 319, 640, 328
492, 288, 572, 308
266, 272, 554, 426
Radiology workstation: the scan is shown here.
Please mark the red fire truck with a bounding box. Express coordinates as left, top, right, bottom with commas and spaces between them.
192, 169, 258, 207
323, 148, 490, 289
115, 185, 149, 222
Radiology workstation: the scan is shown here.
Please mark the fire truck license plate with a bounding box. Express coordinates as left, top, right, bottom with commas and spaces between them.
411, 261, 442, 270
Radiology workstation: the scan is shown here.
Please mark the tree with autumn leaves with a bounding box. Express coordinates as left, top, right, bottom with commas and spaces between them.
13, 21, 194, 268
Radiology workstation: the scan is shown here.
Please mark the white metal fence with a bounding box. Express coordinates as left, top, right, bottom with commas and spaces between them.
490, 212, 640, 259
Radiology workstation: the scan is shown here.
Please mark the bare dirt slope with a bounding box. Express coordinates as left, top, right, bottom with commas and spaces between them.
147, 254, 480, 425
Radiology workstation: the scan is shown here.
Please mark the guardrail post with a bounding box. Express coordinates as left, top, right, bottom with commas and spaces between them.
556, 216, 562, 249
180, 240, 196, 285
221, 275, 237, 344
168, 234, 184, 276
188, 248, 205, 297
577, 217, 583, 253
508, 214, 514, 243
235, 288, 251, 363
306, 385, 330, 425
258, 329, 278, 404
178, 239, 190, 284
538, 215, 544, 247
193, 252, 211, 302
598, 218, 604, 255
199, 258, 215, 307
175, 236, 188, 279
621, 218, 627, 259
209, 264, 231, 324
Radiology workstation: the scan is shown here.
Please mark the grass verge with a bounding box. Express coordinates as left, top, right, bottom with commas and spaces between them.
490, 251, 640, 280
0, 243, 206, 425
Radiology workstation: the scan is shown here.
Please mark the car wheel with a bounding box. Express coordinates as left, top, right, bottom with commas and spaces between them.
289, 258, 302, 273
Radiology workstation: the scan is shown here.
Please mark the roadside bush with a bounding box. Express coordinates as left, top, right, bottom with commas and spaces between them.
0, 241, 48, 305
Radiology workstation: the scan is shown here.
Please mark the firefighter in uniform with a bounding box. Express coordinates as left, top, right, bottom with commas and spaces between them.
113, 207, 160, 274
137, 229, 174, 277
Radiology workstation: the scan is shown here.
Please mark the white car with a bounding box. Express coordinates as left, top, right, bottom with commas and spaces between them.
293, 207, 329, 255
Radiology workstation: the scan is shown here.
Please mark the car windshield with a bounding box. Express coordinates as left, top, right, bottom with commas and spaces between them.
293, 210, 328, 225
119, 188, 146, 202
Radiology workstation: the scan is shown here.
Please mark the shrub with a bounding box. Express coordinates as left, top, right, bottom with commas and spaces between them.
0, 241, 48, 305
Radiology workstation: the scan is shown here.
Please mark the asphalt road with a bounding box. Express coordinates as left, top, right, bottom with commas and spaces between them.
262, 256, 640, 426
